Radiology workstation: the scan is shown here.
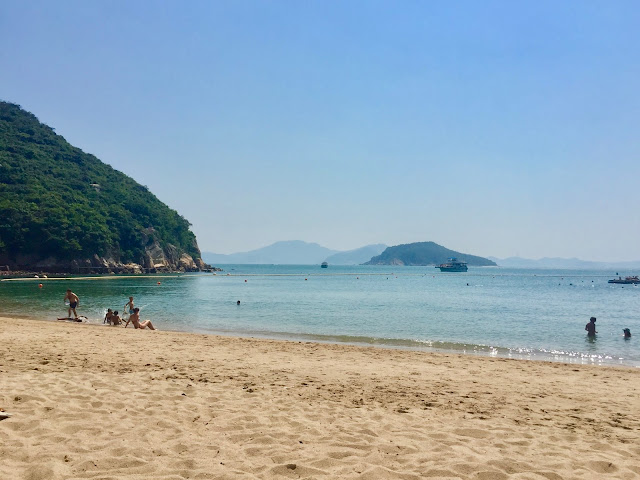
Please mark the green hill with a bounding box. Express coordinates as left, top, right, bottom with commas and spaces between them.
363, 242, 496, 267
0, 101, 206, 273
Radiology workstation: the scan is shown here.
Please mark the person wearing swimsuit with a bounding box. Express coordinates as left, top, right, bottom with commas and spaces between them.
124, 296, 135, 315
124, 308, 156, 330
64, 290, 80, 319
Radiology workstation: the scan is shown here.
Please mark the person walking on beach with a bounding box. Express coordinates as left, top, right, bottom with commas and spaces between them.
124, 296, 135, 315
124, 308, 156, 330
585, 317, 597, 337
64, 289, 79, 319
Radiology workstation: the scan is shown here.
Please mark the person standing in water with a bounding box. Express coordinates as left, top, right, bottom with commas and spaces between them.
124, 296, 135, 315
585, 317, 597, 337
64, 289, 79, 319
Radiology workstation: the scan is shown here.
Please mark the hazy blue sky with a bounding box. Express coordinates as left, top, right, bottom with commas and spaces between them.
2, 1, 639, 260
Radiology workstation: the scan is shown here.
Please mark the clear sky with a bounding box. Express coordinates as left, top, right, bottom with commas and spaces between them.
1, 1, 639, 261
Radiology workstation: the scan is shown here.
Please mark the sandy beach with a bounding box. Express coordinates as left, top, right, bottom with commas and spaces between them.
1, 316, 639, 480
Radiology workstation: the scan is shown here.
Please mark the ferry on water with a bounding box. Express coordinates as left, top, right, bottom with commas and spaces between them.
436, 258, 468, 272
608, 276, 639, 284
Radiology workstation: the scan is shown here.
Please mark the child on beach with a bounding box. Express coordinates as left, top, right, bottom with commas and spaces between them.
104, 309, 113, 325
111, 311, 122, 326
124, 297, 135, 315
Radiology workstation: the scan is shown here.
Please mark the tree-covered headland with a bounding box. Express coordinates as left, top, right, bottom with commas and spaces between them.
0, 101, 208, 273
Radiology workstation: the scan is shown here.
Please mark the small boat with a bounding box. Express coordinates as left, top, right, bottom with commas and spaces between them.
321, 262, 328, 268
608, 276, 640, 284
436, 258, 468, 272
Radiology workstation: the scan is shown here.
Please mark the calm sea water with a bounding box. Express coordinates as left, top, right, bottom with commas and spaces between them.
1, 265, 638, 367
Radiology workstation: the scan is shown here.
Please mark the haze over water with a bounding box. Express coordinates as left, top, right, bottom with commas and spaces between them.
2, 265, 638, 367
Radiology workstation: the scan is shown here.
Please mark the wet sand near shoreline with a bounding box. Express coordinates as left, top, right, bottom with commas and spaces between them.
1, 315, 639, 479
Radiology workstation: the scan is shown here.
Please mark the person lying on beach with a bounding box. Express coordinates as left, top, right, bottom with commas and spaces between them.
111, 311, 122, 326
104, 309, 113, 325
124, 308, 156, 330
64, 290, 79, 319
585, 317, 597, 337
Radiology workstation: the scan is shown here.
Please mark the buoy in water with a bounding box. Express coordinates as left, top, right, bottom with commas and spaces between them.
38, 283, 43, 288
157, 282, 161, 285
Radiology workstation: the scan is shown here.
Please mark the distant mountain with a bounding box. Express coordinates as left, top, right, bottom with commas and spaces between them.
202, 241, 339, 265
364, 242, 496, 266
488, 256, 640, 269
324, 244, 387, 265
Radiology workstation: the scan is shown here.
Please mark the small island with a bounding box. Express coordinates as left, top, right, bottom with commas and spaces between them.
363, 241, 496, 267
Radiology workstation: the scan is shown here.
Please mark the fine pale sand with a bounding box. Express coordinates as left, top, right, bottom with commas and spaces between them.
1, 316, 639, 480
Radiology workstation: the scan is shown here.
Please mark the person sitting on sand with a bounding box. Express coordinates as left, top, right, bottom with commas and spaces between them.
64, 289, 80, 319
104, 309, 114, 325
585, 317, 597, 337
111, 311, 122, 326
623, 328, 631, 338
124, 308, 156, 330
124, 296, 135, 315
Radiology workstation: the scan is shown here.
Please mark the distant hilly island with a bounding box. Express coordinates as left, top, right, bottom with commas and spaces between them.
203, 241, 496, 266
203, 242, 640, 269
202, 241, 388, 265
364, 242, 496, 266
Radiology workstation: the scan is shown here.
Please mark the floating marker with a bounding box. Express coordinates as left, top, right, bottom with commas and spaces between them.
157, 282, 161, 285
38, 283, 43, 288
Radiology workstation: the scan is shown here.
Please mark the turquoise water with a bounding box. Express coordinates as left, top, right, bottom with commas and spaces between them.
1, 265, 638, 367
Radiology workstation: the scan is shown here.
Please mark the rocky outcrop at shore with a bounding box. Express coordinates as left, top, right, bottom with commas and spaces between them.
0, 238, 221, 274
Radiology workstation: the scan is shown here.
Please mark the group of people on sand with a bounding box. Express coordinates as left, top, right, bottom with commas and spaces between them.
104, 296, 156, 329
62, 290, 155, 330
584, 317, 631, 338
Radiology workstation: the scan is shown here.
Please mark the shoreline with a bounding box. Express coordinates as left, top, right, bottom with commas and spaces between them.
7, 310, 636, 369
7, 310, 639, 369
2, 314, 639, 479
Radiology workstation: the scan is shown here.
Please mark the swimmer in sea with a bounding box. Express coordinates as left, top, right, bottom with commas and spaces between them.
585, 317, 597, 337
64, 289, 79, 319
623, 328, 631, 338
